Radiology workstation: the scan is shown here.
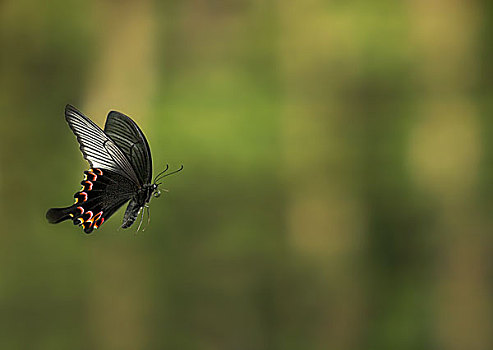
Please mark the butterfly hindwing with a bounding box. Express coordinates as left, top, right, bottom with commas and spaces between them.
46, 168, 138, 233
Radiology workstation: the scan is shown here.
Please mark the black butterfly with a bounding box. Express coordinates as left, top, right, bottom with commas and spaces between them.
46, 105, 182, 234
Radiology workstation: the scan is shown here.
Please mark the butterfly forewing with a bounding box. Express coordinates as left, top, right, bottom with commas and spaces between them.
65, 105, 141, 185
104, 111, 152, 185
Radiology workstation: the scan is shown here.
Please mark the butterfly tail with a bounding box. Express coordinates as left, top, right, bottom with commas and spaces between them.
46, 206, 73, 224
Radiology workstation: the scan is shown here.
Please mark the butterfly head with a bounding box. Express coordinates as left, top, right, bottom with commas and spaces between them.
153, 185, 161, 198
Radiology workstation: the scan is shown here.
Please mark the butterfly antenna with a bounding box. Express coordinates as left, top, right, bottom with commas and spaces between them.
156, 165, 184, 184
153, 164, 169, 183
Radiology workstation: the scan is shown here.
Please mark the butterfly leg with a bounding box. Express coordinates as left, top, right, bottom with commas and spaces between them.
136, 207, 144, 232
142, 205, 151, 231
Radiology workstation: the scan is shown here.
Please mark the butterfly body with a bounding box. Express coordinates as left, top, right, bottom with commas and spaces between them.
122, 183, 157, 228
46, 105, 181, 234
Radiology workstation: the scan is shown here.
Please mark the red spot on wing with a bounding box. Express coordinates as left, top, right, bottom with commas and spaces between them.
74, 191, 88, 204
95, 216, 105, 228
87, 170, 97, 181
93, 211, 103, 229
84, 180, 93, 191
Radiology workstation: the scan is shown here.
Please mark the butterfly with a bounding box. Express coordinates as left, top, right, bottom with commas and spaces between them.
46, 104, 183, 234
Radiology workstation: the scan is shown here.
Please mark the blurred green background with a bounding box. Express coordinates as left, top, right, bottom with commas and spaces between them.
1, 1, 493, 349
